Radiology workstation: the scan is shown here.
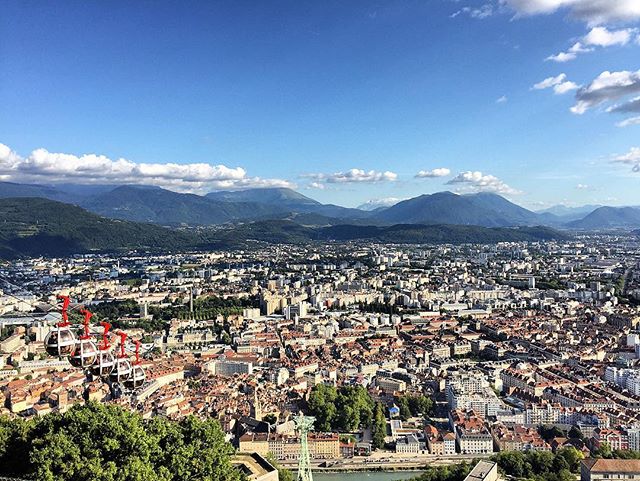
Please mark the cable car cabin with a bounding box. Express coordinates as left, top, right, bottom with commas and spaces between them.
93, 349, 115, 376
110, 357, 132, 383
44, 325, 77, 357
125, 364, 146, 389
69, 337, 98, 368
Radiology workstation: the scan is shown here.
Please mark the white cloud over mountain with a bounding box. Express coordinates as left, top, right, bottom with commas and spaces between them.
304, 168, 398, 185
446, 171, 521, 195
0, 143, 293, 192
357, 197, 404, 210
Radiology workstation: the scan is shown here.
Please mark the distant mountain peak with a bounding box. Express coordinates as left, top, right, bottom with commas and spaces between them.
206, 187, 320, 205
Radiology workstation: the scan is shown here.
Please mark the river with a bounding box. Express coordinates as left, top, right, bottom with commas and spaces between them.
313, 471, 422, 481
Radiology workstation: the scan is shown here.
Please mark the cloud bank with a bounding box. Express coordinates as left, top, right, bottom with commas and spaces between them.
0, 143, 293, 192
304, 168, 398, 187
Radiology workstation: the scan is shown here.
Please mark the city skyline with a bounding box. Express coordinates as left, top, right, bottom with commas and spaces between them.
1, 1, 640, 209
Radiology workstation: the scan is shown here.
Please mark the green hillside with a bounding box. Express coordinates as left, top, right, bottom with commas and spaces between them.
0, 197, 198, 258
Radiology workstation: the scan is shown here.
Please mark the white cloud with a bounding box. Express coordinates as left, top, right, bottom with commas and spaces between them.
305, 168, 398, 185
0, 142, 294, 192
576, 183, 591, 190
496, 95, 508, 103
532, 73, 579, 94
415, 167, 451, 178
611, 146, 640, 171
584, 26, 635, 46
501, 0, 640, 25
554, 80, 580, 94
571, 69, 640, 114
545, 51, 577, 62
617, 116, 640, 127
451, 4, 495, 19
547, 27, 636, 62
357, 197, 404, 211
446, 171, 521, 195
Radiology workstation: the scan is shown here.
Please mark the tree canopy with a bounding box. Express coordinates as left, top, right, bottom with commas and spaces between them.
0, 402, 240, 481
492, 447, 584, 481
307, 384, 374, 433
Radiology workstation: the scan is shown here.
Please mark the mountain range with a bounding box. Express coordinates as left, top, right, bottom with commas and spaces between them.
0, 197, 568, 259
0, 181, 638, 230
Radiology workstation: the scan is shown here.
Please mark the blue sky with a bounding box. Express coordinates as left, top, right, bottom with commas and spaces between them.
1, 0, 639, 209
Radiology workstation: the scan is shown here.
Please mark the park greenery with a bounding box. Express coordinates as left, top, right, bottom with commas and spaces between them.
395, 394, 434, 421
590, 442, 640, 460
0, 402, 241, 481
306, 385, 433, 449
407, 448, 583, 481
409, 445, 640, 481
307, 384, 374, 432
87, 295, 259, 332
492, 447, 584, 481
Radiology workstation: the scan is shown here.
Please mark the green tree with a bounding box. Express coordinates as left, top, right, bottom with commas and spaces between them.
307, 384, 338, 432
538, 425, 565, 442
396, 396, 412, 421
493, 451, 528, 478
0, 403, 240, 481
592, 442, 613, 459
307, 385, 374, 433
372, 402, 387, 450
568, 425, 584, 440
557, 446, 584, 472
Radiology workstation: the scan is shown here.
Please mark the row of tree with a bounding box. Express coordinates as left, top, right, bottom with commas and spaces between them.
0, 402, 241, 481
492, 447, 584, 481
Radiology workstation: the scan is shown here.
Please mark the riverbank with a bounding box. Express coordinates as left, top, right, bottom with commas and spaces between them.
281, 452, 490, 473
313, 471, 423, 481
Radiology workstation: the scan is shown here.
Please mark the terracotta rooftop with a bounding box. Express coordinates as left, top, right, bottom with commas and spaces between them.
582, 459, 640, 473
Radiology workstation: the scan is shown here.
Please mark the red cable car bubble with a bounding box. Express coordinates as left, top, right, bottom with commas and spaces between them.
110, 331, 132, 384
44, 295, 77, 357
92, 321, 115, 376
125, 339, 146, 389
70, 308, 98, 368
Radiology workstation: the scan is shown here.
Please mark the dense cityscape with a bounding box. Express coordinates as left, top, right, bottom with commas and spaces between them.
4, 0, 640, 480
2, 234, 640, 479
